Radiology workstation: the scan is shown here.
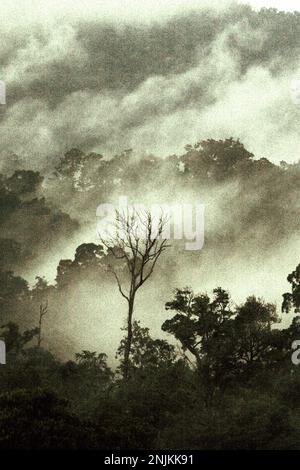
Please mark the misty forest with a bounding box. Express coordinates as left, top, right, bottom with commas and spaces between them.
1, 3, 300, 450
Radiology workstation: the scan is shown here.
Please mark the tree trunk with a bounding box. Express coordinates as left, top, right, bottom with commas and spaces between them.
123, 296, 135, 380
37, 314, 42, 348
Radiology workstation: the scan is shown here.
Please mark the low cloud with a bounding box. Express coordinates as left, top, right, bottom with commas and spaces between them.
1, 10, 300, 166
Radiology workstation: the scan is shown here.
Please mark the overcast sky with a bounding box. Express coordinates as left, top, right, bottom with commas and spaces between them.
1, 1, 300, 24
1, 0, 300, 166
243, 0, 300, 11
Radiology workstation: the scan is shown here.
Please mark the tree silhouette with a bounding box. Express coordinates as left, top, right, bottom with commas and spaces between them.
116, 320, 176, 373
100, 209, 170, 379
162, 287, 233, 369
282, 263, 300, 313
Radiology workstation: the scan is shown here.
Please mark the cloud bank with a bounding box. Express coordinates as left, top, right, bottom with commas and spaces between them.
0, 2, 300, 170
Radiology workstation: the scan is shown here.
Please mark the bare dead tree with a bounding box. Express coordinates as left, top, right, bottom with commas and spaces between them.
100, 209, 170, 379
37, 301, 48, 348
